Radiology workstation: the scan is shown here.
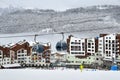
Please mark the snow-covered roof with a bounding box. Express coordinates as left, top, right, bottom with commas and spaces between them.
2, 63, 21, 68
5, 43, 15, 47
29, 41, 36, 46
17, 40, 27, 45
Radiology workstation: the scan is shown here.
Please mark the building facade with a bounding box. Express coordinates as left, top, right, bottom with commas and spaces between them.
31, 43, 51, 67
66, 35, 102, 68
50, 52, 67, 67
98, 34, 120, 67
0, 40, 51, 68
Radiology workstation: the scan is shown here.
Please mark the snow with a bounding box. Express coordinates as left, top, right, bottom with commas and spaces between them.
102, 16, 120, 26
2, 63, 21, 68
41, 28, 53, 33
56, 51, 68, 54
0, 69, 120, 80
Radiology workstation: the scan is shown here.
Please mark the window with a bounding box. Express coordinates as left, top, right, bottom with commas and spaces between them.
88, 49, 91, 51
106, 51, 108, 53
96, 58, 99, 60
88, 43, 91, 48
21, 49, 24, 53
71, 42, 74, 44
99, 40, 102, 42
106, 37, 108, 39
112, 44, 114, 47
106, 47, 108, 49
0, 51, 2, 55
106, 44, 108, 46
18, 51, 20, 53
99, 47, 102, 49
88, 43, 91, 45
75, 40, 77, 44
88, 45, 91, 48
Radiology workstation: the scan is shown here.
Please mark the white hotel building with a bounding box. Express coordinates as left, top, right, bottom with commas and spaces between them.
68, 35, 86, 56
66, 35, 102, 67
98, 34, 120, 66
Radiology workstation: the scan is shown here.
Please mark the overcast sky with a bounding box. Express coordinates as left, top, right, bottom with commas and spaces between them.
0, 0, 120, 11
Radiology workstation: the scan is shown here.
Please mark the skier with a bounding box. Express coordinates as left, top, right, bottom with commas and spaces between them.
80, 64, 83, 72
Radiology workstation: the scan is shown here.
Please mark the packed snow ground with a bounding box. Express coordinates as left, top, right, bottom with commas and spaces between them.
0, 68, 120, 80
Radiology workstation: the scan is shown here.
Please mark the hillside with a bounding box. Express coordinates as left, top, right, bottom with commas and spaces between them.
0, 5, 120, 35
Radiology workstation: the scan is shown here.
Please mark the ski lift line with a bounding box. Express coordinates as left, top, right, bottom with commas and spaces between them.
0, 26, 116, 38
0, 32, 60, 38
0, 34, 34, 38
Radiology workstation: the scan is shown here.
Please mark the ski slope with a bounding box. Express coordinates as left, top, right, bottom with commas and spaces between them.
0, 69, 119, 80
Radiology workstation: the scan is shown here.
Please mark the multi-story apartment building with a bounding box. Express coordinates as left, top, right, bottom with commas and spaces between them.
98, 33, 120, 67
66, 35, 102, 68
0, 40, 51, 68
31, 43, 51, 67
87, 38, 98, 56
11, 40, 31, 64
0, 40, 32, 66
67, 35, 87, 57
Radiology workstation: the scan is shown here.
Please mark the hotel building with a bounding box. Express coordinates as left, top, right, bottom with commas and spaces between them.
66, 35, 103, 67
98, 33, 120, 67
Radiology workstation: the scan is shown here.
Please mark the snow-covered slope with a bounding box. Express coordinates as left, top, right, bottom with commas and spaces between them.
0, 69, 119, 80
0, 5, 120, 35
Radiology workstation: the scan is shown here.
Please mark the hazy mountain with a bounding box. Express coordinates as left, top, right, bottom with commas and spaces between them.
0, 5, 120, 36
